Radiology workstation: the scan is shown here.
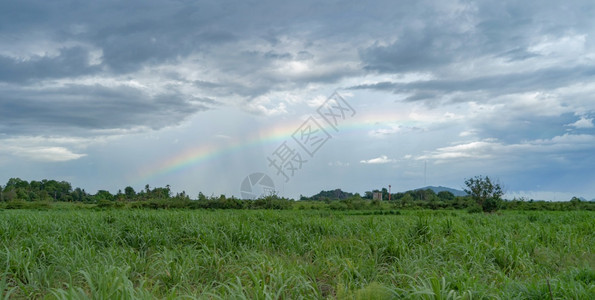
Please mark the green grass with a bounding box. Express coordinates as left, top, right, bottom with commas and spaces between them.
0, 209, 593, 299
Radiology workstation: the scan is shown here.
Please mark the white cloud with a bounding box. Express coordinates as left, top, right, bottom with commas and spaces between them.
0, 145, 86, 162
528, 34, 587, 59
0, 135, 102, 162
505, 190, 584, 202
214, 134, 232, 140
415, 134, 595, 162
328, 161, 350, 167
360, 155, 396, 164
242, 96, 288, 116
306, 95, 327, 108
566, 117, 594, 129
368, 126, 402, 137
459, 129, 478, 137
417, 140, 498, 161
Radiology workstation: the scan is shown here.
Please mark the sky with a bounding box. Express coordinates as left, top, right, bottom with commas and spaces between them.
1, 0, 594, 201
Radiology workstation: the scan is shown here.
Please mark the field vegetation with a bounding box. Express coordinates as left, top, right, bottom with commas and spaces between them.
0, 209, 593, 299
1, 177, 593, 298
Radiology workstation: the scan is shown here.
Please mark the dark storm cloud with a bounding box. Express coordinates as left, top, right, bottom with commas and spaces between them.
0, 84, 210, 135
0, 0, 329, 75
0, 0, 405, 80
0, 0, 244, 135
1, 0, 595, 199
0, 1, 241, 75
0, 47, 99, 83
360, 1, 595, 73
360, 27, 468, 73
0, 0, 381, 137
2, 0, 595, 137
350, 65, 595, 99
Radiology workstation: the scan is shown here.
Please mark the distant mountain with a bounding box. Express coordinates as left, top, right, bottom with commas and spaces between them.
577, 197, 595, 202
414, 186, 467, 197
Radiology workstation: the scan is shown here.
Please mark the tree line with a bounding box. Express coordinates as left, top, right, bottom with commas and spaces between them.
301, 176, 593, 212
0, 178, 181, 203
0, 178, 294, 210
1, 176, 593, 211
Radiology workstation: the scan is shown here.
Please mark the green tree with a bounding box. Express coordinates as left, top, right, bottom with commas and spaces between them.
464, 175, 503, 212
6, 178, 29, 190
124, 186, 136, 200
437, 191, 455, 201
71, 187, 87, 202
569, 196, 582, 209
150, 186, 170, 199
116, 189, 125, 201
4, 189, 17, 201
198, 192, 207, 201
423, 189, 437, 201
400, 193, 414, 207
94, 190, 114, 202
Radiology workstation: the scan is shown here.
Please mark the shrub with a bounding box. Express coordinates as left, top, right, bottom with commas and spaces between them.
5, 201, 27, 209
96, 199, 115, 208
467, 204, 483, 214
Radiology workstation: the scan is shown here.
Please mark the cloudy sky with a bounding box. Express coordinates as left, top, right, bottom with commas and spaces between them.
1, 0, 594, 200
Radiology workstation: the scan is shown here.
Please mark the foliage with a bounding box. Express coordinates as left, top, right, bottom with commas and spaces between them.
464, 175, 503, 212
438, 190, 455, 201
2, 178, 594, 212
1, 178, 73, 202
0, 210, 592, 298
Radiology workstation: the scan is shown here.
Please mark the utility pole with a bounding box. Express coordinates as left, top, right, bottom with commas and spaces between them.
424, 160, 427, 186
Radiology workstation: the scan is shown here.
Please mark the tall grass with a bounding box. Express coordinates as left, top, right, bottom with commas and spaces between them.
0, 209, 593, 298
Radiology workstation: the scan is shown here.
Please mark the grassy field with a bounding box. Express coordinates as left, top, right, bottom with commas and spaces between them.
0, 209, 593, 299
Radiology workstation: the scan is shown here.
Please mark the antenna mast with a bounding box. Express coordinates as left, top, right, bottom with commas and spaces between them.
424, 160, 427, 186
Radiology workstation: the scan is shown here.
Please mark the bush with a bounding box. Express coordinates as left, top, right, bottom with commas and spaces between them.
467, 204, 483, 214
5, 201, 27, 209
329, 201, 348, 210
27, 201, 51, 210
482, 197, 501, 213
96, 199, 115, 208
250, 196, 292, 209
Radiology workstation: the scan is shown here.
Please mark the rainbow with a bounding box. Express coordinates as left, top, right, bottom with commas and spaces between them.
132, 110, 416, 184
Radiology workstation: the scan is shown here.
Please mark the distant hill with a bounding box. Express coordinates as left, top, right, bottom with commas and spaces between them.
578, 197, 595, 202
414, 186, 466, 197
304, 186, 467, 201
304, 189, 355, 201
